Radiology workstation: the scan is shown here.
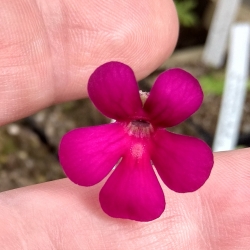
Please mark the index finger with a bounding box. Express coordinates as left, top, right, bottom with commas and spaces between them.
0, 148, 249, 249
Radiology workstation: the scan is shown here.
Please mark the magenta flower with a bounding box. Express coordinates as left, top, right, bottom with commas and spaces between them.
59, 61, 213, 222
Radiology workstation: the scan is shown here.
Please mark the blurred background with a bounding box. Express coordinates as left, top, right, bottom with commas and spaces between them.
0, 0, 250, 191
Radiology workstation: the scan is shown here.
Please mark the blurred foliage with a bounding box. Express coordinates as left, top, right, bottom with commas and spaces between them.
199, 72, 224, 95
174, 0, 198, 27
199, 72, 250, 95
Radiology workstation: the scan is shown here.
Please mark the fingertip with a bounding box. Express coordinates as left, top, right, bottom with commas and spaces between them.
53, 0, 179, 102
0, 0, 179, 125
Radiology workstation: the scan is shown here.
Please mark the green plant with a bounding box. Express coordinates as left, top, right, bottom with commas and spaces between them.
198, 72, 250, 95
174, 0, 198, 27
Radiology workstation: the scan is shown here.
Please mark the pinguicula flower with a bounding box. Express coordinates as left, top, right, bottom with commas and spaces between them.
59, 61, 214, 222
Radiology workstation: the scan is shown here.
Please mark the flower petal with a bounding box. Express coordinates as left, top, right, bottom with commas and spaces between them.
88, 62, 143, 121
59, 123, 128, 186
99, 145, 165, 221
151, 129, 213, 193
144, 68, 203, 127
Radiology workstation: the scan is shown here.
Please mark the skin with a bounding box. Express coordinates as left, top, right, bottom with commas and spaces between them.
0, 0, 249, 249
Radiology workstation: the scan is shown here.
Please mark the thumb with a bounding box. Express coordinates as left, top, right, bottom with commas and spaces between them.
0, 0, 178, 126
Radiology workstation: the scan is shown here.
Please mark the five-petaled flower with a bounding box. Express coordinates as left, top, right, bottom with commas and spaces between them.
59, 61, 214, 222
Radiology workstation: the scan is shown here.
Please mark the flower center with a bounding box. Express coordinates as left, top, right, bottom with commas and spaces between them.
131, 120, 150, 127
126, 119, 153, 138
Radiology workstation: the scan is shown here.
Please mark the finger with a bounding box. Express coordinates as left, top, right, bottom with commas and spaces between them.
0, 148, 249, 249
0, 0, 178, 125
199, 148, 250, 249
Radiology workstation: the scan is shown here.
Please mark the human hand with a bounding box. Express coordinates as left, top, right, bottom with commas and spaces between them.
1, 149, 249, 249
0, 0, 177, 126
0, 0, 249, 249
